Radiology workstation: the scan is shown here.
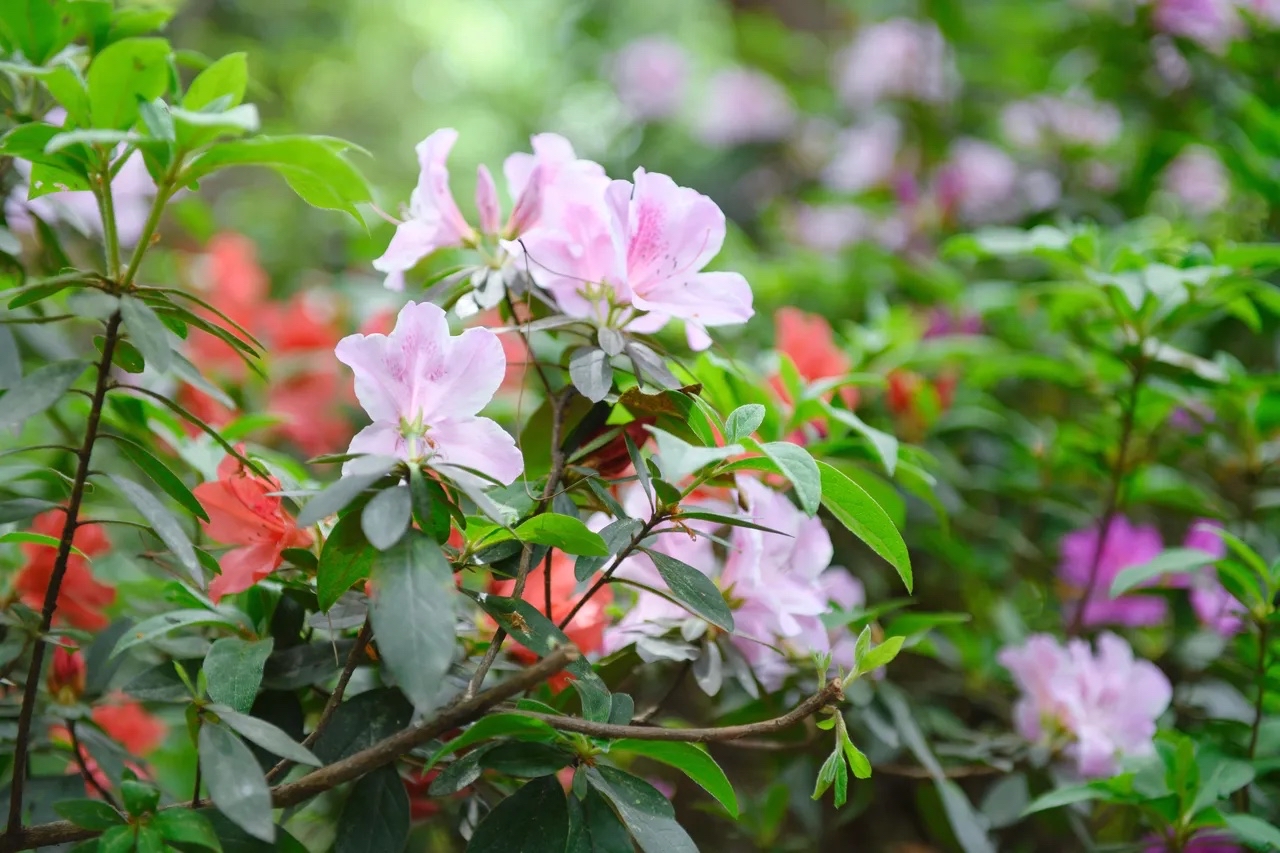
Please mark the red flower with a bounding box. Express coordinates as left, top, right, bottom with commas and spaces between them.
266, 369, 352, 457
193, 452, 313, 602
47, 646, 86, 703
260, 293, 341, 355
91, 695, 167, 755
771, 308, 857, 410
13, 512, 114, 631
490, 552, 613, 691
175, 383, 236, 438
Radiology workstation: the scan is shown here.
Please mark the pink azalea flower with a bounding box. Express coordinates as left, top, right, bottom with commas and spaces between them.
783, 204, 873, 253
1162, 146, 1229, 215
695, 68, 796, 148
373, 129, 604, 293
515, 168, 753, 350
824, 570, 866, 675
999, 632, 1171, 778
821, 116, 902, 195
934, 139, 1021, 225
193, 453, 313, 602
1001, 95, 1122, 151
610, 37, 689, 122
1182, 521, 1247, 636
1058, 517, 1168, 628
1145, 830, 1243, 852
1151, 0, 1241, 50
334, 301, 523, 486
833, 19, 954, 110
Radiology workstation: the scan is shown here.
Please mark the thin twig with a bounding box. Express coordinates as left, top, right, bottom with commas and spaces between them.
1243, 620, 1270, 811
266, 620, 373, 783
67, 722, 120, 810
6, 311, 122, 835
558, 512, 664, 631
512, 678, 843, 743
633, 659, 693, 724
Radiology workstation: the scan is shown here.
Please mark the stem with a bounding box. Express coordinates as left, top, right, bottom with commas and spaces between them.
6, 311, 122, 836
119, 182, 173, 290
0, 646, 578, 852
95, 158, 120, 280
513, 678, 843, 743
633, 659, 692, 724
542, 550, 553, 620
1243, 621, 1270, 812
558, 513, 663, 631
266, 620, 372, 783
191, 733, 202, 809
467, 390, 572, 696
1068, 360, 1146, 635
67, 722, 120, 810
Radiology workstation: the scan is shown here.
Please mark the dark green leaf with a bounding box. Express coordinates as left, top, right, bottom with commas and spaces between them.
312, 688, 414, 764
317, 512, 377, 611
424, 714, 557, 771
585, 766, 696, 853
480, 741, 575, 778
112, 609, 246, 658
0, 359, 88, 430
757, 441, 821, 516
120, 295, 173, 373
207, 705, 320, 766
428, 745, 495, 796
0, 497, 58, 524
369, 531, 457, 710
99, 825, 136, 853
643, 548, 734, 632
204, 637, 273, 714
466, 776, 569, 853
110, 474, 200, 582
576, 518, 642, 582
152, 809, 222, 852
111, 435, 208, 521
123, 660, 200, 701
199, 722, 274, 842
120, 779, 160, 817
361, 485, 412, 551
52, 799, 124, 830
566, 788, 634, 853
817, 461, 912, 592
334, 765, 409, 853
0, 325, 19, 389
295, 458, 397, 528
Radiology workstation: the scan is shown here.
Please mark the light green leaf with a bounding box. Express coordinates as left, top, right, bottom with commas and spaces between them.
611, 739, 739, 817
208, 705, 320, 766
360, 485, 412, 551
184, 52, 248, 110
757, 440, 821, 515
110, 434, 208, 521
570, 347, 613, 403
112, 609, 245, 658
817, 461, 912, 592
724, 404, 765, 444
151, 809, 221, 852
295, 458, 397, 528
87, 37, 171, 129
1225, 813, 1280, 849
424, 714, 556, 772
1020, 784, 1105, 816
1109, 547, 1217, 598
824, 404, 899, 476
516, 513, 609, 556
643, 548, 734, 632
120, 295, 173, 373
316, 511, 377, 611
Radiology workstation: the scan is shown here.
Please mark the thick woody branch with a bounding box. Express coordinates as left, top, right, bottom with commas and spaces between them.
0, 647, 577, 853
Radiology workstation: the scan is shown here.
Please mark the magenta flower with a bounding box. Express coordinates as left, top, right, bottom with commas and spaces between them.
334, 301, 523, 487
821, 116, 902, 195
1152, 0, 1241, 50
694, 68, 796, 148
934, 139, 1020, 224
1059, 517, 1167, 628
1162, 146, 1229, 215
1001, 95, 1122, 151
1183, 521, 1247, 636
999, 633, 1171, 778
516, 168, 753, 350
610, 37, 689, 122
373, 129, 605, 294
1145, 829, 1244, 852
833, 19, 954, 110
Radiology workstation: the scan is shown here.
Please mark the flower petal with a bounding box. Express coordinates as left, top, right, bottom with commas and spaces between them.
475, 164, 502, 235
342, 422, 407, 473
427, 416, 523, 486
209, 541, 283, 603
625, 169, 727, 296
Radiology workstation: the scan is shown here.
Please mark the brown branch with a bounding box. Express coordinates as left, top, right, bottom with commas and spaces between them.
7, 311, 122, 835
0, 646, 577, 853
514, 677, 843, 743
266, 619, 373, 782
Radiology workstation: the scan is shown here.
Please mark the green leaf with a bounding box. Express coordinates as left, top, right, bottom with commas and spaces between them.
204, 637, 273, 714
120, 779, 161, 817
428, 745, 495, 796
182, 136, 372, 221
469, 593, 611, 721
295, 458, 397, 528
0, 530, 88, 559
0, 359, 88, 430
87, 37, 171, 129
369, 531, 457, 710
1225, 813, 1280, 850
334, 765, 409, 853
44, 128, 139, 153
0, 498, 59, 524
360, 485, 412, 551
99, 825, 136, 853
467, 775, 569, 853
576, 518, 643, 582
724, 404, 765, 443
152, 809, 222, 852
480, 741, 576, 777
424, 714, 556, 772
824, 405, 899, 476
857, 635, 906, 676
611, 740, 738, 817
110, 435, 208, 521
647, 427, 741, 483
317, 512, 377, 611
643, 548, 734, 632
112, 609, 245, 658
0, 325, 19, 390
184, 52, 248, 110
110, 474, 201, 582
199, 722, 274, 842
52, 799, 124, 830
756, 441, 821, 515
570, 347, 613, 403
208, 705, 321, 766
311, 688, 413, 764
1020, 784, 1105, 815
817, 461, 912, 592
585, 766, 696, 853
1110, 547, 1218, 598
120, 295, 173, 373
566, 788, 634, 853
516, 513, 609, 556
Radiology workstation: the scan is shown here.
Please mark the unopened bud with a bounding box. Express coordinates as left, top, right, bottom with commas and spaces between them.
47, 646, 86, 703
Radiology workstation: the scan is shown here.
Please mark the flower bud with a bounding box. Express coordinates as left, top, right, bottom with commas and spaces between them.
47, 646, 86, 703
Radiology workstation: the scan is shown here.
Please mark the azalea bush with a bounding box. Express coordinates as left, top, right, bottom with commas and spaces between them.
2, 1, 1280, 853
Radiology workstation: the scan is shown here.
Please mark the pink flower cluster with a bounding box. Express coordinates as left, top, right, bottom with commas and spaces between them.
376, 129, 753, 351
999, 632, 1172, 778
